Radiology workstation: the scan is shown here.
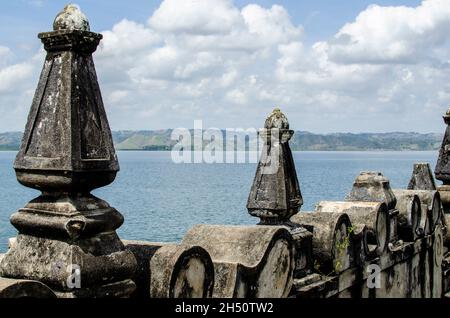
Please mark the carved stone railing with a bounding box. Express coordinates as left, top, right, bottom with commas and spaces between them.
0, 4, 449, 299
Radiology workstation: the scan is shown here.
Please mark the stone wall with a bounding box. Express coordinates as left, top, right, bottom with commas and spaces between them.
0, 4, 449, 299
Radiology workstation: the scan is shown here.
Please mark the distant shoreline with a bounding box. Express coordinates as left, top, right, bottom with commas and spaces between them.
0, 149, 440, 152
0, 130, 443, 152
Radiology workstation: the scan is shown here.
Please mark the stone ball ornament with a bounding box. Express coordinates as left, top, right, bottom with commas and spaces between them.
53, 4, 90, 31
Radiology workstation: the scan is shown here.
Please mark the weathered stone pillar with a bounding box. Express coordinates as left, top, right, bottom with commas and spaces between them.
435, 108, 450, 214
434, 108, 450, 249
247, 108, 302, 224
247, 108, 312, 277
0, 4, 136, 297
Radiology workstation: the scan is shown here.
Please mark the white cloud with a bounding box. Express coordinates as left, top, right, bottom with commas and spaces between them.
2, 0, 450, 133
0, 62, 34, 93
94, 0, 304, 129
0, 46, 13, 68
226, 89, 248, 105
242, 4, 303, 45
324, 0, 450, 64
149, 0, 242, 35
0, 48, 42, 131
100, 19, 160, 57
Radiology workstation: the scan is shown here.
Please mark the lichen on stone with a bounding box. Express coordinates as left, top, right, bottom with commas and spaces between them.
53, 4, 90, 31
264, 107, 289, 130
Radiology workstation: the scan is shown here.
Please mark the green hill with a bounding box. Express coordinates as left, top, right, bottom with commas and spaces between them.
0, 130, 443, 151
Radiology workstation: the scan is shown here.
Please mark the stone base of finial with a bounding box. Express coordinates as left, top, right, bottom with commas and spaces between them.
251, 218, 314, 279
0, 233, 137, 297
9, 194, 124, 239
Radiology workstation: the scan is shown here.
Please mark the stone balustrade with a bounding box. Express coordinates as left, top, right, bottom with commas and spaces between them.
0, 4, 448, 299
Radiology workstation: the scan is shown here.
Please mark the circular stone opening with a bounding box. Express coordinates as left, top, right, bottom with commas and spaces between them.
434, 228, 444, 267
431, 197, 442, 231
411, 197, 422, 237
255, 238, 293, 298
376, 208, 389, 254
332, 217, 352, 273
173, 257, 206, 298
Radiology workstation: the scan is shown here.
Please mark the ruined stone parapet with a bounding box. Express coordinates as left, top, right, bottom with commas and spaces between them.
182, 225, 295, 298
391, 190, 423, 241
123, 241, 214, 298
291, 167, 447, 298
292, 221, 445, 298
315, 201, 390, 256
0, 4, 137, 297
392, 189, 443, 238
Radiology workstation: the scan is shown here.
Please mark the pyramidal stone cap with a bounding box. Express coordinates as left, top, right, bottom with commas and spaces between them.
14, 2, 117, 192
53, 4, 90, 31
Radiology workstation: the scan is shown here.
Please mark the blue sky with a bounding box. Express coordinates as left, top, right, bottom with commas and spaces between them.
0, 0, 449, 133
1, 0, 422, 58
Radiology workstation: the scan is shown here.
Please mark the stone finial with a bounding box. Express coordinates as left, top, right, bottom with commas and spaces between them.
345, 171, 397, 210
435, 107, 450, 184
0, 5, 136, 297
435, 107, 450, 214
408, 163, 436, 191
445, 107, 450, 123
247, 108, 303, 224
14, 5, 115, 193
265, 108, 289, 130
53, 4, 90, 31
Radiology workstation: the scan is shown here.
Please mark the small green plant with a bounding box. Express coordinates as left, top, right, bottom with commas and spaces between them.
314, 226, 354, 277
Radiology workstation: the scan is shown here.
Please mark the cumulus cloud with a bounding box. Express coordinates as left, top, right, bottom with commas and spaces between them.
149, 0, 242, 35
93, 0, 304, 129
2, 0, 450, 133
0, 62, 34, 93
0, 47, 42, 131
0, 46, 13, 68
324, 0, 450, 64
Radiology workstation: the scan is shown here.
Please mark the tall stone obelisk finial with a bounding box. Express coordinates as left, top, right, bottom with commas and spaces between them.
247, 108, 303, 225
0, 4, 136, 297
435, 107, 450, 213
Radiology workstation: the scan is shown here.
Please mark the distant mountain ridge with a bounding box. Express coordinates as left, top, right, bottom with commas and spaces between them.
0, 130, 443, 151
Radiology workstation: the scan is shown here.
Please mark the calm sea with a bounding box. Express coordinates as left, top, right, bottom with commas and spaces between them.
0, 150, 438, 252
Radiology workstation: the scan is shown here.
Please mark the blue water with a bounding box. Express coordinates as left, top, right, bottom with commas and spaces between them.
0, 151, 438, 252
